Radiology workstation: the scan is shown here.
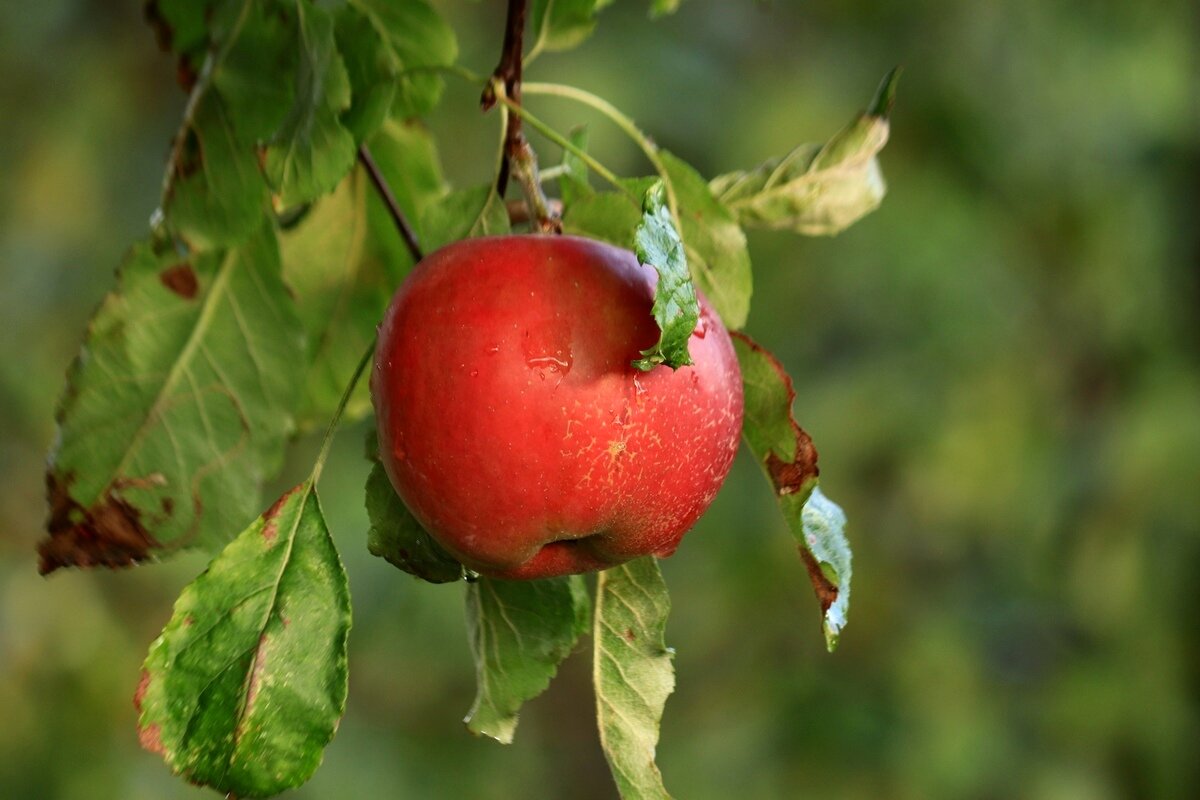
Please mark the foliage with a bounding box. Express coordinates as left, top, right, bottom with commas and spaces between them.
23, 0, 900, 794
5, 1, 1199, 799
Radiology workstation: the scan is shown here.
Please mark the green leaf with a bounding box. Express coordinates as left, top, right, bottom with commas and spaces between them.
265, 0, 357, 207
420, 184, 511, 252
144, 0, 213, 88
632, 183, 699, 371
160, 0, 295, 247
558, 124, 593, 206
648, 0, 682, 18
278, 119, 443, 426
135, 481, 350, 796
365, 461, 466, 583
732, 332, 852, 651
364, 117, 450, 232
465, 576, 590, 743
280, 169, 383, 427
350, 0, 458, 119
38, 225, 304, 574
594, 557, 674, 800
801, 487, 852, 650
709, 68, 899, 236
530, 0, 613, 55
561, 176, 656, 244
660, 150, 752, 330
334, 3, 399, 142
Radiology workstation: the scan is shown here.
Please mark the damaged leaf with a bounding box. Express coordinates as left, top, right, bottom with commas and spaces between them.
732, 332, 852, 651
136, 480, 350, 796
39, 225, 304, 573
709, 69, 899, 237
632, 182, 699, 371
144, 0, 214, 91
660, 151, 752, 330
159, 0, 294, 246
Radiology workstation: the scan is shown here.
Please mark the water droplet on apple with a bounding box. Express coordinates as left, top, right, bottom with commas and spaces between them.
521, 320, 574, 379
470, 369, 479, 378
525, 354, 572, 374
486, 344, 500, 355
692, 315, 708, 339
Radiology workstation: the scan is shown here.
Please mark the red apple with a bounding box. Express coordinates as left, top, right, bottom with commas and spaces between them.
371, 235, 743, 580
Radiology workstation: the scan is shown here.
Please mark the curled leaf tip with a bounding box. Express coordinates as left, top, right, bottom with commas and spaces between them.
868, 67, 902, 119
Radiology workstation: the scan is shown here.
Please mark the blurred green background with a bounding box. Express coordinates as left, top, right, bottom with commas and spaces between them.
2, 1, 1198, 798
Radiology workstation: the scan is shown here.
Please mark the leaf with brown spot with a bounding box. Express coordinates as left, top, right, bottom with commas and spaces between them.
40, 226, 303, 572
159, 263, 198, 299
38, 472, 158, 575
732, 332, 853, 651
143, 0, 213, 93
157, 0, 295, 247
136, 480, 350, 797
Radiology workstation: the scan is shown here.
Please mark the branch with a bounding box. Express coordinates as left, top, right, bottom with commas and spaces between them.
481, 0, 529, 196
506, 197, 563, 226
357, 145, 424, 262
480, 0, 559, 232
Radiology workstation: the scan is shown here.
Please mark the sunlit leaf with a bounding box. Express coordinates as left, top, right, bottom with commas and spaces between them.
632, 182, 698, 371
280, 170, 379, 426
732, 332, 852, 650
365, 461, 465, 584
265, 0, 357, 207
465, 576, 590, 743
135, 481, 350, 796
801, 487, 852, 650
709, 69, 899, 236
660, 150, 752, 330
39, 225, 304, 573
530, 0, 613, 54
648, 0, 682, 18
594, 557, 674, 800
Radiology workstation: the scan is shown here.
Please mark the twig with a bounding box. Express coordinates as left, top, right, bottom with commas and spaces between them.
481, 0, 529, 197
479, 0, 560, 232
506, 197, 564, 225
357, 145, 424, 262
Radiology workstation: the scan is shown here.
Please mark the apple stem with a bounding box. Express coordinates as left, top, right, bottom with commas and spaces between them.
523, 81, 682, 225
492, 94, 636, 203
357, 145, 424, 262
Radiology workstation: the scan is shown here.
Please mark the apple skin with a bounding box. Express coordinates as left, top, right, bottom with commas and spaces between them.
371, 234, 743, 580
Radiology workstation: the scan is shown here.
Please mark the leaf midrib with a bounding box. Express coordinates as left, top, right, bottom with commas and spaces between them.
97, 249, 241, 506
